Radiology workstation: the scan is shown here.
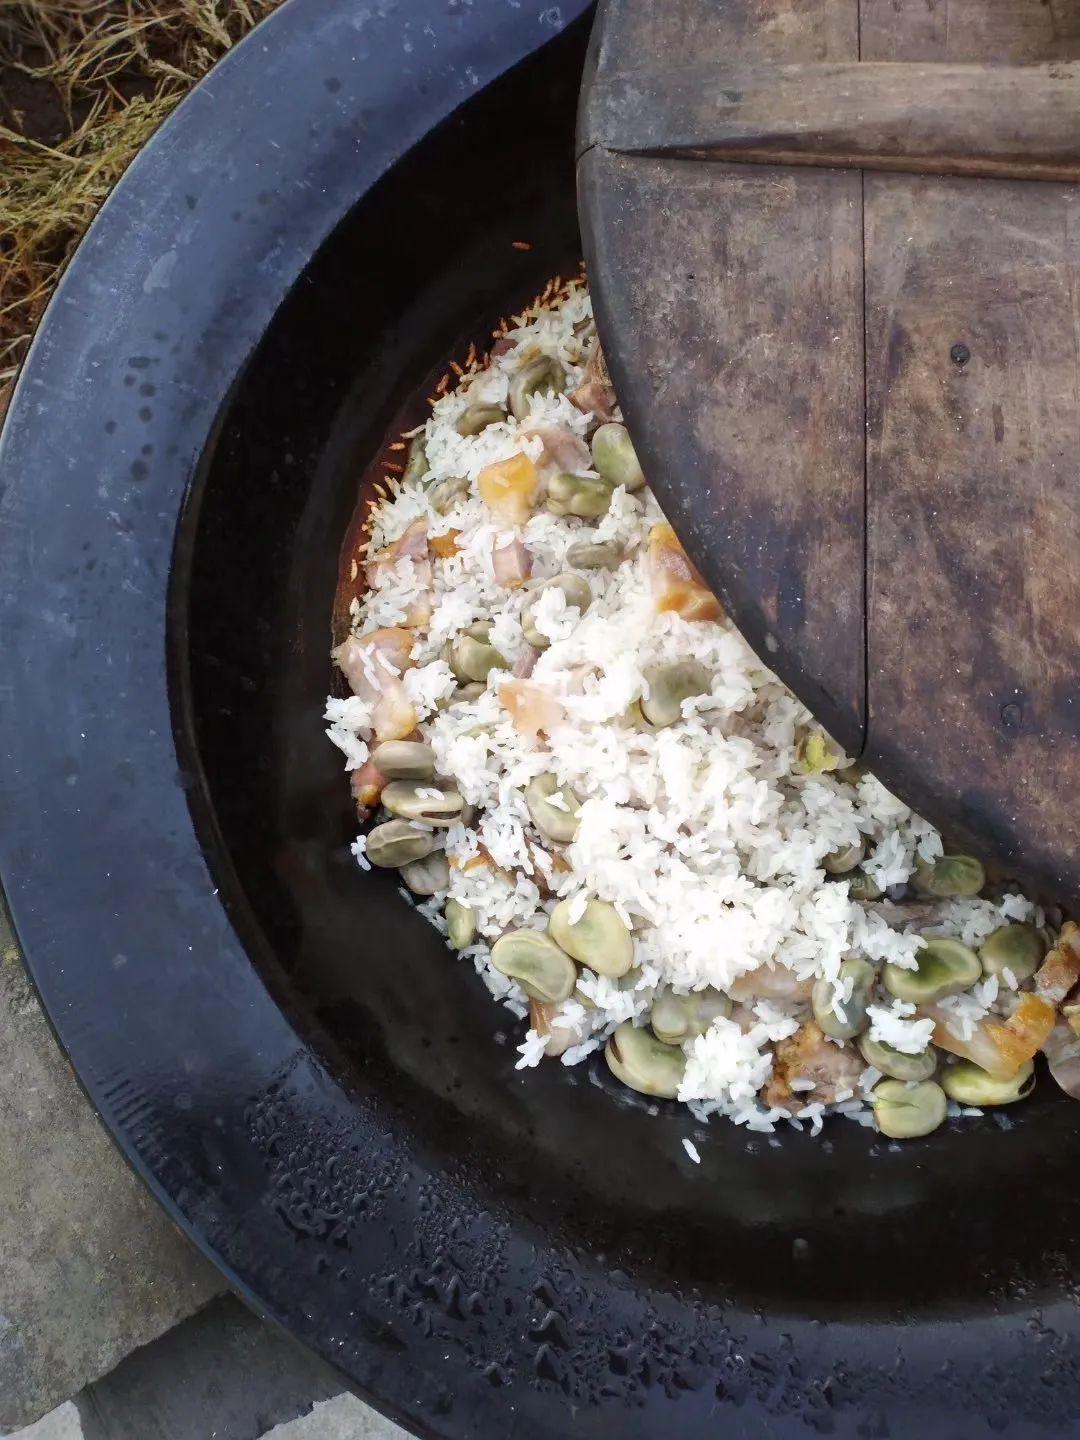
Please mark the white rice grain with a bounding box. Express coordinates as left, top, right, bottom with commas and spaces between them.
328, 278, 1042, 1134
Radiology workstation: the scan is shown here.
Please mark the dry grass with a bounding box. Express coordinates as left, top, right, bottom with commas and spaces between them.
0, 0, 284, 416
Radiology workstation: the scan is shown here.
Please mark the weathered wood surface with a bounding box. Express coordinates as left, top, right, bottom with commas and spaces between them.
582, 61, 1080, 181
862, 0, 1080, 897
860, 0, 1080, 64
580, 0, 867, 753
579, 0, 1080, 903
864, 208, 1080, 888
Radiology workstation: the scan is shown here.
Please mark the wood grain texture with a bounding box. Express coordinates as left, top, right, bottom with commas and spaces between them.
862, 0, 1080, 900
584, 0, 857, 65
580, 0, 1080, 903
860, 0, 1080, 64
582, 62, 1080, 182
863, 174, 1080, 895
580, 0, 866, 751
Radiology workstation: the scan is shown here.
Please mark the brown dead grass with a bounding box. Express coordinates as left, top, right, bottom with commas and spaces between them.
0, 0, 283, 416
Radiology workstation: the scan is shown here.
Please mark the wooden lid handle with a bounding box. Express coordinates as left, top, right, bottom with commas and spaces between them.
581, 61, 1080, 181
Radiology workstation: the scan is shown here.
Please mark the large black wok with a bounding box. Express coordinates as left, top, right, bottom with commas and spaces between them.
2, 2, 1080, 1435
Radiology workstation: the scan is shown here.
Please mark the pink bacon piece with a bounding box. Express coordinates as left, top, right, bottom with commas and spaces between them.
333, 625, 418, 742
492, 535, 533, 589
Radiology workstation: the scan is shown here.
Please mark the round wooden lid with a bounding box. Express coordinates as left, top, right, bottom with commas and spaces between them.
578, 0, 1080, 905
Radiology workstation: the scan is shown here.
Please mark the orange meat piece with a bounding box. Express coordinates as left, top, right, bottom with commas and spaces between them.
569, 342, 618, 423
477, 452, 540, 524
1035, 921, 1080, 1005
646, 523, 722, 622
491, 535, 533, 587
529, 999, 580, 1058
985, 993, 1056, 1072
350, 756, 387, 819
500, 678, 565, 738
928, 992, 1056, 1079
764, 1021, 862, 1108
333, 626, 418, 742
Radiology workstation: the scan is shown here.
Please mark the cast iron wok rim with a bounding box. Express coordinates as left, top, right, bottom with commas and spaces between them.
2, 0, 1080, 1434
0, 1, 605, 1433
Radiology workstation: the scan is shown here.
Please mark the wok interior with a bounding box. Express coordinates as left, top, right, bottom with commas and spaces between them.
175, 20, 1080, 1318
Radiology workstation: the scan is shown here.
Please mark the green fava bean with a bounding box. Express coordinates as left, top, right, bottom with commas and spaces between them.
521, 574, 591, 650
566, 538, 623, 570
381, 780, 465, 826
941, 1058, 1035, 1107
366, 820, 439, 868
883, 937, 982, 1004
590, 422, 645, 491
456, 402, 506, 436
873, 1079, 947, 1139
402, 435, 428, 486
812, 957, 875, 1040
525, 773, 582, 843
605, 1022, 686, 1099
978, 923, 1047, 981
823, 838, 866, 875
445, 898, 477, 950
639, 660, 713, 729
847, 872, 884, 902
858, 1033, 938, 1082
546, 471, 616, 519
370, 740, 435, 780
549, 898, 634, 978
448, 625, 506, 683
400, 851, 450, 895
491, 930, 577, 1004
448, 682, 485, 704
912, 854, 985, 898
573, 983, 599, 1011
794, 730, 841, 775
650, 987, 732, 1045
429, 475, 469, 514
509, 354, 567, 420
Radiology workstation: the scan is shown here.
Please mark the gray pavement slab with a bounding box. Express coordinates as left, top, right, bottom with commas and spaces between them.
74, 1296, 345, 1440
13, 1390, 411, 1440
263, 1395, 410, 1439
9, 1404, 82, 1440
0, 903, 223, 1430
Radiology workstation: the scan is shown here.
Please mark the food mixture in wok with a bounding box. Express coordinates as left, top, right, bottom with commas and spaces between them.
326, 276, 1080, 1141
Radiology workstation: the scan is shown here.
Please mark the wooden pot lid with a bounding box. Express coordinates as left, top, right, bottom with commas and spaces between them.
577, 0, 1080, 907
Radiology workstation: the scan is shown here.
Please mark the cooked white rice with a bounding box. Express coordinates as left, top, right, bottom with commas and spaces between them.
326, 277, 1047, 1136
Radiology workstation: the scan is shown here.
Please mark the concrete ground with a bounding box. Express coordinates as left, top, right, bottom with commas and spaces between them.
0, 897, 410, 1440
12, 1409, 80, 1440
0, 910, 222, 1429
16, 1394, 406, 1439
8, 1298, 410, 1440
